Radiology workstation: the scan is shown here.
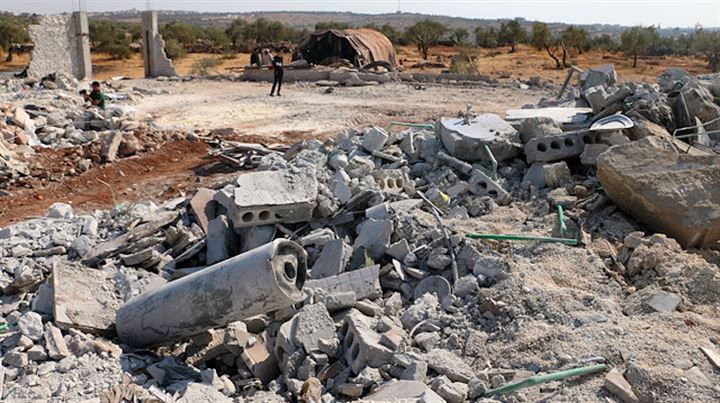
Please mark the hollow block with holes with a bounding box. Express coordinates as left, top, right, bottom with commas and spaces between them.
214, 169, 318, 229
116, 239, 307, 347
467, 169, 511, 205
524, 132, 588, 163
342, 309, 394, 374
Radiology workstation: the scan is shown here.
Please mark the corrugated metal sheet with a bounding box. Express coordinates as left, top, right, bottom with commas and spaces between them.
298, 28, 397, 67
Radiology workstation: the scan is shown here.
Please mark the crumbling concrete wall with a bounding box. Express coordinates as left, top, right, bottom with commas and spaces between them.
142, 11, 177, 78
28, 12, 92, 80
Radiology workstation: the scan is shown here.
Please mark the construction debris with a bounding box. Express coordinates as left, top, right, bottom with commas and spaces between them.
2, 63, 720, 403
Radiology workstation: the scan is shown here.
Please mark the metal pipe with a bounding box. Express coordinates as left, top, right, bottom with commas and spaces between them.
485, 364, 607, 396
116, 239, 307, 347
465, 233, 578, 246
483, 144, 498, 180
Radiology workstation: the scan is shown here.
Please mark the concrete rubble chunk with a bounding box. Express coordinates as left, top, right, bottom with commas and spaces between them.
437, 114, 520, 162
18, 312, 44, 341
242, 331, 280, 385
177, 382, 232, 403
598, 136, 720, 248
580, 143, 610, 166
468, 169, 510, 204
189, 187, 217, 234
361, 126, 389, 152
437, 382, 469, 403
214, 169, 318, 229
101, 131, 124, 162
354, 219, 393, 259
424, 348, 474, 382
206, 215, 239, 266
361, 380, 445, 402
116, 239, 307, 347
684, 366, 712, 388
53, 264, 122, 335
700, 346, 720, 369
604, 368, 639, 403
543, 161, 572, 188
646, 291, 681, 313
519, 116, 563, 143
293, 303, 336, 353
342, 309, 394, 374
310, 239, 351, 279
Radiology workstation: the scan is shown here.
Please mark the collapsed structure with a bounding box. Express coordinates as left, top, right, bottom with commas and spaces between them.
141, 10, 178, 78
1, 63, 720, 403
27, 13, 92, 80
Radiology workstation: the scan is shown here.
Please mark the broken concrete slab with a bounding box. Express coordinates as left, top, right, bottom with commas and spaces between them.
604, 368, 638, 403
44, 323, 70, 360
241, 331, 279, 385
437, 114, 520, 162
506, 107, 593, 125
424, 348, 474, 382
361, 127, 389, 152
361, 380, 445, 402
189, 188, 217, 234
53, 264, 122, 335
310, 239, 351, 279
293, 303, 336, 353
354, 219, 393, 259
214, 169, 318, 229
597, 136, 720, 248
206, 215, 239, 266
518, 116, 563, 143
177, 382, 232, 403
142, 10, 177, 78
580, 143, 610, 166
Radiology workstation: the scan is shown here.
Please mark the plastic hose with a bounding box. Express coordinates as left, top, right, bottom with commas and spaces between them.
483, 144, 498, 181
485, 364, 608, 396
557, 205, 567, 238
465, 233, 578, 246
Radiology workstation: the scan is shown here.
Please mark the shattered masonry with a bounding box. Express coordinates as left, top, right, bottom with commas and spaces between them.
28, 12, 92, 80
141, 10, 177, 78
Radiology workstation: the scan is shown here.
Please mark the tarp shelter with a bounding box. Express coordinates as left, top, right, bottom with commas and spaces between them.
298, 29, 397, 67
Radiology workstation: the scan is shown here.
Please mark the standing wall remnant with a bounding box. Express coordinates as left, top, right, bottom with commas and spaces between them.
141, 10, 177, 78
28, 12, 92, 80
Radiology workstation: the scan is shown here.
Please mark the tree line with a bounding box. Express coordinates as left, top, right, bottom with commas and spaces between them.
1, 13, 718, 72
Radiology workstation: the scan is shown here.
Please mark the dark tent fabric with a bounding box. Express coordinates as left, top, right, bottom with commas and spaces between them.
297, 29, 397, 67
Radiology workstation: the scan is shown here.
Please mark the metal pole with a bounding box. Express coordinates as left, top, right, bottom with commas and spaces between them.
116, 239, 308, 347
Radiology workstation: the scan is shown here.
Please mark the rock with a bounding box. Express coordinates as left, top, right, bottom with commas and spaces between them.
178, 382, 233, 403
10, 107, 30, 129
293, 304, 336, 353
580, 143, 610, 166
18, 312, 44, 341
437, 382, 469, 403
44, 322, 70, 360
101, 131, 123, 162
4, 349, 29, 368
453, 275, 479, 298
598, 136, 720, 248
542, 161, 572, 188
519, 116, 563, 143
604, 368, 639, 403
424, 348, 474, 382
646, 291, 681, 313
361, 127, 389, 152
363, 380, 445, 402
336, 383, 364, 397
684, 366, 713, 388
354, 219, 393, 259
118, 133, 141, 156
47, 202, 73, 219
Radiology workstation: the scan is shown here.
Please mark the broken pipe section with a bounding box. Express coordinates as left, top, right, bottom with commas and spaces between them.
116, 239, 307, 347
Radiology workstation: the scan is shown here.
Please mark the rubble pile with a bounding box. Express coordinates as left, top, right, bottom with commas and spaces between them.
1, 65, 720, 402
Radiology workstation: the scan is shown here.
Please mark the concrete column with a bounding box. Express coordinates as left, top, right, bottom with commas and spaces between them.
73, 12, 92, 80
141, 10, 177, 78
116, 239, 307, 347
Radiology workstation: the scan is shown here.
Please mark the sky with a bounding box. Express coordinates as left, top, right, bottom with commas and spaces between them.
0, 0, 718, 28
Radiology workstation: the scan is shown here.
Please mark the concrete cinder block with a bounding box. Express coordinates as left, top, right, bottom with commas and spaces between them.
598, 136, 720, 248
437, 115, 520, 162
374, 169, 410, 194
214, 169, 318, 229
342, 309, 394, 374
525, 131, 588, 163
467, 169, 510, 205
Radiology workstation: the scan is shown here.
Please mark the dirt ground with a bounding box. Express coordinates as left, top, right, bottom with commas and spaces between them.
0, 79, 548, 226
1, 45, 710, 84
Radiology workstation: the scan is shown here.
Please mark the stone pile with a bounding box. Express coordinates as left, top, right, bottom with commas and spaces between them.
1, 65, 720, 402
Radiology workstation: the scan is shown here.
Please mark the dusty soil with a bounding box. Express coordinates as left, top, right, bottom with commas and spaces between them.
0, 79, 548, 226
1, 45, 709, 84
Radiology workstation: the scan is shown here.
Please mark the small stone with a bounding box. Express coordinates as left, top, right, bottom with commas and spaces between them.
18, 311, 44, 341
685, 366, 712, 388
646, 291, 681, 313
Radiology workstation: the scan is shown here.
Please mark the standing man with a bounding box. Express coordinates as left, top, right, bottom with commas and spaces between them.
270, 54, 284, 97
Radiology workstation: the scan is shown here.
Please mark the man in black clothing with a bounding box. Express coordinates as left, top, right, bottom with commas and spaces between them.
270, 55, 284, 97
